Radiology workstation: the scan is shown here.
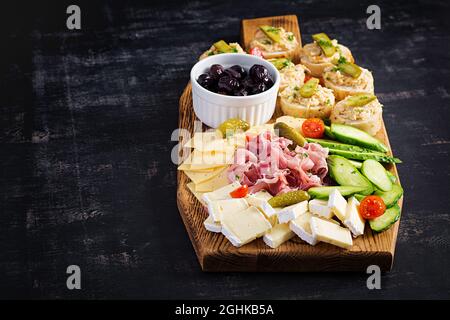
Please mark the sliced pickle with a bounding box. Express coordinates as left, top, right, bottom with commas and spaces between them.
213, 40, 233, 53
299, 78, 319, 98
218, 118, 250, 137
259, 25, 282, 43
338, 61, 362, 78
268, 58, 292, 70
274, 122, 307, 149
268, 190, 310, 208
346, 94, 377, 107
312, 33, 336, 57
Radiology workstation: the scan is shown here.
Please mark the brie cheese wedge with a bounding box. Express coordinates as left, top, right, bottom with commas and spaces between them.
203, 215, 221, 233
308, 199, 333, 219
310, 216, 353, 249
208, 198, 249, 222
328, 189, 348, 223
289, 212, 318, 245
202, 181, 241, 206
221, 206, 272, 247
343, 197, 365, 237
246, 191, 277, 225
276, 200, 308, 224
263, 223, 294, 248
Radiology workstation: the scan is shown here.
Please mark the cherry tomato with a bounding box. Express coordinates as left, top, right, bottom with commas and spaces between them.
301, 118, 325, 138
304, 74, 312, 83
359, 195, 386, 219
249, 47, 264, 58
230, 185, 249, 198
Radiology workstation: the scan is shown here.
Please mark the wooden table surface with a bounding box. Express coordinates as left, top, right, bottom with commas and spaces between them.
0, 0, 449, 299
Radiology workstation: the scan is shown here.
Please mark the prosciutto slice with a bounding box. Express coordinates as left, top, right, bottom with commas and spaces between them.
227, 131, 329, 196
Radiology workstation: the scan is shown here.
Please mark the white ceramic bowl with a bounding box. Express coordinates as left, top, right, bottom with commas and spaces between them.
190, 53, 280, 128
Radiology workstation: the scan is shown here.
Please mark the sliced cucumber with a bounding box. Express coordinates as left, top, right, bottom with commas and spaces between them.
327, 148, 401, 164
386, 170, 397, 183
324, 125, 336, 139
348, 160, 363, 169
308, 186, 367, 199
361, 159, 393, 192
374, 184, 403, 208
369, 204, 401, 232
330, 123, 389, 153
327, 155, 374, 195
354, 194, 366, 202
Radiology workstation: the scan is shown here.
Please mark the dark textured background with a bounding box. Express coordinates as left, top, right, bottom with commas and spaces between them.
0, 0, 449, 299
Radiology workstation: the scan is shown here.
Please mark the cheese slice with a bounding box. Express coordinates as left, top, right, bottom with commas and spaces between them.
276, 200, 308, 224
202, 181, 241, 206
186, 182, 206, 205
208, 198, 249, 222
343, 197, 365, 237
328, 189, 348, 223
184, 166, 227, 185
275, 116, 306, 134
194, 168, 230, 192
226, 133, 246, 148
204, 215, 222, 233
246, 191, 277, 225
289, 212, 318, 245
178, 153, 226, 172
183, 130, 223, 149
190, 149, 234, 169
245, 123, 274, 136
221, 206, 272, 247
310, 216, 353, 249
263, 223, 294, 248
309, 199, 333, 219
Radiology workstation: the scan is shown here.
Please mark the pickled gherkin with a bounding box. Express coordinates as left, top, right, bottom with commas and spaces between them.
336, 61, 362, 78
259, 25, 282, 43
312, 33, 336, 57
217, 118, 250, 137
268, 190, 310, 208
268, 58, 292, 70
274, 122, 307, 149
346, 93, 377, 107
213, 40, 234, 53
299, 78, 319, 98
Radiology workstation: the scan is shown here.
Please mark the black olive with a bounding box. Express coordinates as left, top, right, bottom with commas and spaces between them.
229, 65, 247, 79
249, 64, 269, 82
209, 64, 224, 79
197, 73, 216, 90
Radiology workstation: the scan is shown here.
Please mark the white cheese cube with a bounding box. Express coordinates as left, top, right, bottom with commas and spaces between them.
289, 212, 318, 245
203, 215, 221, 233
310, 216, 353, 249
308, 199, 333, 219
246, 191, 277, 225
221, 206, 272, 247
202, 181, 241, 206
276, 200, 308, 224
343, 197, 365, 237
328, 189, 348, 223
208, 198, 249, 222
263, 223, 294, 248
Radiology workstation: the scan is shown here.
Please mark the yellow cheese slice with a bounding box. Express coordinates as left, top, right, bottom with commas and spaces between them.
183, 131, 223, 149
194, 167, 230, 192
186, 182, 206, 205
189, 149, 234, 169
184, 166, 227, 185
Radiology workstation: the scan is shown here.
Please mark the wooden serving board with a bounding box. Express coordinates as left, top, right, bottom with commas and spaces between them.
176, 15, 403, 272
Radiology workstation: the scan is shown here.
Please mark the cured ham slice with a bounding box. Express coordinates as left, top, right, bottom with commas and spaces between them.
227, 131, 329, 196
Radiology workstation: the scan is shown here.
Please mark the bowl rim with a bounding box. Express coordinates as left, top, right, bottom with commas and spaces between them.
190, 53, 280, 101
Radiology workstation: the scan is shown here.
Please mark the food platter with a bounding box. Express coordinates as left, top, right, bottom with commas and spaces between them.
176, 15, 403, 272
